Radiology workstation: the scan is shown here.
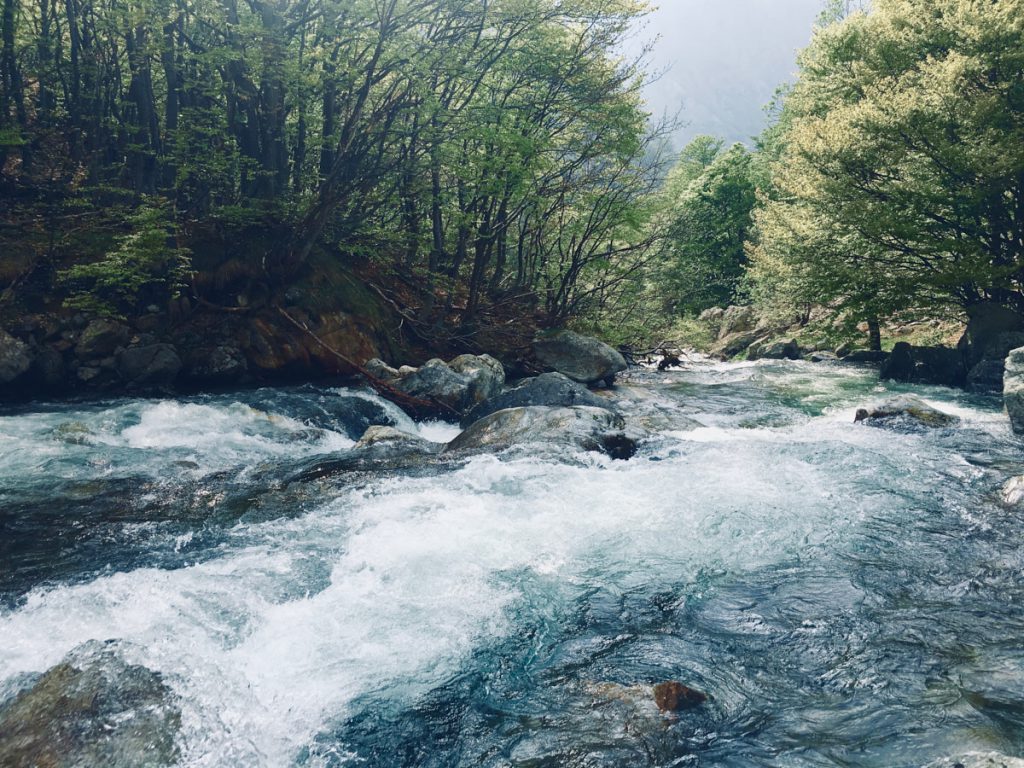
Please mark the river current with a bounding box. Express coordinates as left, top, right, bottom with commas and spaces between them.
2, 360, 1024, 767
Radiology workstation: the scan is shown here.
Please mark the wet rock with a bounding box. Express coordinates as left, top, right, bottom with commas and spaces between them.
75, 319, 130, 360
809, 351, 838, 363
0, 329, 32, 385
117, 344, 182, 390
364, 358, 400, 381
714, 330, 762, 359
447, 354, 505, 404
0, 642, 181, 768
967, 358, 1007, 393
854, 396, 960, 429
446, 406, 636, 459
718, 305, 756, 338
532, 330, 627, 385
834, 342, 852, 358
395, 358, 473, 412
1004, 346, 1024, 435
185, 344, 248, 384
355, 425, 435, 455
842, 350, 888, 364
925, 753, 1024, 768
29, 347, 66, 389
759, 338, 801, 360
1000, 476, 1024, 506
958, 303, 1024, 370
880, 342, 966, 388
652, 681, 707, 713
460, 372, 612, 427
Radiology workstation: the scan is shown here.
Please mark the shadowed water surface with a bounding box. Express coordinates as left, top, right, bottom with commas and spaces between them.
1, 361, 1023, 767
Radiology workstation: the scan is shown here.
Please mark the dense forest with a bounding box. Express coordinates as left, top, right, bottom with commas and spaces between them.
1, 0, 1022, 390
0, 0, 661, 361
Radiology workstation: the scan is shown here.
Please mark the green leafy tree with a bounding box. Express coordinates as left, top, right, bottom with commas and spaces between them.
749, 0, 1024, 325
654, 140, 756, 316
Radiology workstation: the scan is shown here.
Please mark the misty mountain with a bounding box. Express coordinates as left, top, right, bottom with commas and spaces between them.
632, 1, 824, 148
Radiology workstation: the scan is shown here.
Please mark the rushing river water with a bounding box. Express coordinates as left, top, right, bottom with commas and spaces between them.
2, 360, 1024, 767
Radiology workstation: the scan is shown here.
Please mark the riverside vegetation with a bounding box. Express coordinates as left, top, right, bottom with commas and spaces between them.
4, 1, 1024, 767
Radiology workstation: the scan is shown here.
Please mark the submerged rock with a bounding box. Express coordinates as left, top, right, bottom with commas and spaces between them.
652, 681, 707, 713
0, 642, 180, 768
446, 406, 636, 459
854, 396, 960, 429
533, 330, 627, 385
460, 372, 612, 427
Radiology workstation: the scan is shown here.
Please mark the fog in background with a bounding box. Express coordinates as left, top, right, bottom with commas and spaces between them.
632, 1, 824, 148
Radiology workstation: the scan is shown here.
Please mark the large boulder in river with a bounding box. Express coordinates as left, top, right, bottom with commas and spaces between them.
447, 354, 505, 404
116, 344, 182, 390
854, 396, 960, 430
0, 329, 32, 385
1003, 346, 1024, 435
460, 372, 612, 427
393, 355, 505, 414
446, 406, 637, 459
532, 331, 627, 385
0, 642, 180, 768
759, 338, 801, 361
880, 342, 966, 388
395, 358, 472, 412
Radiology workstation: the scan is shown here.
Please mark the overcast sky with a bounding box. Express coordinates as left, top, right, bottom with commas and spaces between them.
630, 0, 824, 148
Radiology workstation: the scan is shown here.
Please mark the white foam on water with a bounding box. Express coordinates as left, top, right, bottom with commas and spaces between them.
0, 418, 897, 765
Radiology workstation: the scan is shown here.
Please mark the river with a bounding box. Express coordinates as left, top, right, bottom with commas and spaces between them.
2, 359, 1023, 767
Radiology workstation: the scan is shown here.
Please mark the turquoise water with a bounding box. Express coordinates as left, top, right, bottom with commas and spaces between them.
1, 361, 1023, 767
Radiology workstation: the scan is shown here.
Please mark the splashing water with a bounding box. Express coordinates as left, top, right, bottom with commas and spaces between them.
1, 362, 1023, 767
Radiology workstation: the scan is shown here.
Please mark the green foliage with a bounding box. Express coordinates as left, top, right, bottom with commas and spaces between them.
653, 139, 757, 316
60, 200, 191, 318
749, 0, 1024, 324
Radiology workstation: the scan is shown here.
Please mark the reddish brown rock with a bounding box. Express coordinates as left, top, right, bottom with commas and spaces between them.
652, 681, 706, 713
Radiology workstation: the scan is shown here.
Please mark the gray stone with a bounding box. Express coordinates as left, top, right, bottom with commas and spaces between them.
117, 344, 182, 389
714, 330, 762, 358
1001, 476, 1024, 506
0, 642, 180, 768
967, 359, 1006, 393
0, 329, 32, 384
718, 305, 756, 338
760, 338, 801, 360
959, 303, 1024, 369
446, 406, 636, 459
809, 351, 838, 363
532, 331, 627, 385
364, 358, 400, 381
834, 342, 853, 358
29, 347, 65, 388
187, 344, 247, 383
395, 358, 472, 412
75, 319, 130, 360
1004, 347, 1024, 435
447, 354, 505, 404
461, 372, 612, 427
854, 396, 960, 429
880, 342, 966, 388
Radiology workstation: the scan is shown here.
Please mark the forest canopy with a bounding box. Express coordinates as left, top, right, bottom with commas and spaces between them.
0, 0, 662, 327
